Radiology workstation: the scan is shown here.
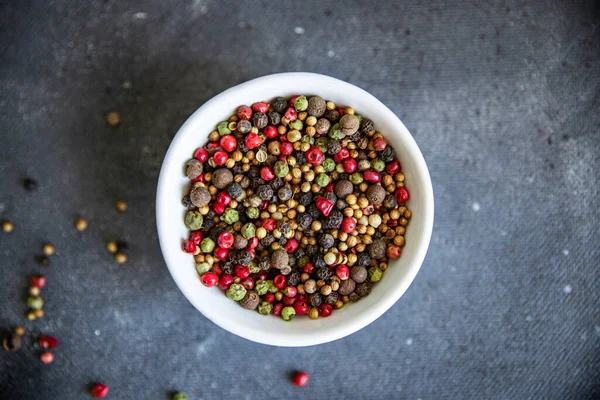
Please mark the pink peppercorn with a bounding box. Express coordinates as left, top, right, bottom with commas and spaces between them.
213, 247, 229, 260
193, 147, 208, 162
303, 262, 315, 274
213, 151, 228, 166
336, 265, 350, 280
213, 203, 225, 215
258, 270, 268, 281
341, 217, 356, 233
294, 301, 308, 315
201, 272, 218, 287
284, 107, 297, 121
395, 187, 410, 203
241, 277, 255, 290
206, 142, 220, 150
30, 275, 46, 289
297, 293, 307, 302
39, 335, 59, 349
245, 133, 262, 149
218, 231, 234, 249
91, 383, 109, 398
386, 159, 401, 175
216, 192, 232, 206
325, 183, 335, 192
274, 274, 287, 289
283, 238, 298, 253
282, 295, 297, 306
264, 292, 275, 303
212, 265, 223, 275
190, 231, 204, 245
333, 147, 349, 162
182, 239, 196, 254
306, 146, 324, 165
235, 265, 251, 279
260, 166, 275, 181
343, 158, 357, 173
292, 371, 310, 387
260, 200, 269, 211
263, 125, 278, 139
191, 174, 205, 184
40, 352, 54, 364
273, 303, 283, 316
219, 274, 233, 290
373, 137, 387, 151
252, 102, 269, 113
387, 245, 402, 259
283, 286, 297, 297
363, 169, 381, 183
247, 237, 259, 249
220, 135, 237, 152
319, 304, 333, 317
280, 141, 293, 155
316, 197, 334, 217
263, 218, 276, 231
288, 95, 301, 107
237, 105, 252, 120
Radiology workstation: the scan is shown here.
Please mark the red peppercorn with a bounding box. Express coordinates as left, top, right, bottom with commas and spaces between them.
251, 102, 269, 113
235, 265, 251, 279
306, 146, 324, 165
258, 270, 268, 280
260, 166, 275, 181
333, 147, 349, 162
283, 238, 299, 253
190, 231, 204, 245
207, 142, 220, 149
343, 158, 357, 173
216, 192, 232, 206
283, 286, 297, 297
201, 272, 218, 287
193, 147, 208, 162
263, 218, 276, 231
241, 277, 255, 290
395, 187, 410, 203
245, 132, 263, 149
297, 293, 307, 302
386, 159, 401, 175
213, 247, 229, 260
263, 125, 278, 139
219, 274, 234, 290
280, 141, 293, 155
212, 264, 223, 275
91, 383, 109, 398
284, 107, 297, 121
294, 301, 308, 315
213, 151, 228, 166
292, 371, 310, 387
40, 351, 54, 364
316, 197, 334, 217
237, 105, 252, 120
182, 239, 196, 254
39, 335, 59, 349
263, 292, 275, 303
274, 274, 287, 289
288, 95, 301, 106
213, 203, 225, 215
363, 169, 381, 183
303, 262, 315, 274
191, 173, 205, 184
325, 183, 335, 192
220, 135, 237, 153
336, 265, 350, 280
247, 237, 259, 249
282, 294, 297, 306
319, 304, 333, 317
337, 107, 344, 116
387, 245, 402, 259
272, 303, 283, 316
259, 200, 269, 211
30, 275, 46, 289
373, 137, 387, 151
218, 231, 234, 249
341, 217, 356, 234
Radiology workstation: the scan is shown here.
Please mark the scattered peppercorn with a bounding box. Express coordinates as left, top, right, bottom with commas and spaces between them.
75, 218, 88, 231
105, 111, 120, 127
115, 200, 128, 212
2, 220, 14, 233
23, 177, 38, 191
43, 243, 55, 256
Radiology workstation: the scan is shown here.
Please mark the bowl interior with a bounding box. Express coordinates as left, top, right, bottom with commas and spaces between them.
156, 73, 433, 347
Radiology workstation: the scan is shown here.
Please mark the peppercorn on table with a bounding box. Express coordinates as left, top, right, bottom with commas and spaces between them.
0, 0, 598, 399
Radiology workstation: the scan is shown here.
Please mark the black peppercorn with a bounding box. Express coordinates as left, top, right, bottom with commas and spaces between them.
232, 164, 243, 175
297, 213, 313, 229
380, 146, 395, 162
227, 182, 243, 199
336, 199, 348, 210
23, 178, 37, 192
239, 175, 251, 189
257, 184, 274, 200
221, 262, 234, 275
325, 210, 343, 229
368, 239, 387, 260
271, 97, 288, 114
258, 256, 271, 270
261, 234, 275, 247
277, 220, 292, 235
383, 194, 398, 210
252, 112, 268, 129
323, 191, 337, 205
313, 253, 327, 269
265, 155, 278, 167
237, 119, 252, 134
294, 150, 307, 165
357, 252, 371, 267
298, 192, 313, 206
288, 272, 301, 286
324, 109, 340, 122
316, 266, 332, 280
307, 203, 321, 219
182, 195, 193, 209
349, 292, 361, 302
295, 247, 306, 259
308, 293, 323, 307
237, 141, 249, 153
236, 250, 254, 266
318, 234, 335, 249
268, 111, 281, 126
209, 226, 226, 241
326, 140, 341, 155
355, 281, 372, 297
324, 292, 339, 305
279, 237, 288, 246
305, 244, 319, 256
359, 118, 375, 136
200, 219, 215, 233
277, 186, 293, 201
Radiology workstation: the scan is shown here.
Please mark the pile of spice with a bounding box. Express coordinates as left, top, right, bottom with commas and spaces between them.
181, 95, 411, 320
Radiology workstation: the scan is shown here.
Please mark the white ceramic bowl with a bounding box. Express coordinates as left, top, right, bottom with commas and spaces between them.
156, 72, 434, 347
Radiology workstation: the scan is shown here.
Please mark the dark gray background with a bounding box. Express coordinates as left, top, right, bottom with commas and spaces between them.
1, 0, 599, 399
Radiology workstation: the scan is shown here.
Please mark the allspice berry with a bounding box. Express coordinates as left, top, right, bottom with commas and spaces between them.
190, 187, 210, 207
368, 239, 387, 259
271, 249, 289, 270
334, 180, 353, 199
307, 96, 326, 117
239, 291, 260, 310
338, 279, 356, 296
186, 159, 203, 180
212, 168, 233, 189
233, 233, 248, 250
350, 266, 368, 283
339, 114, 359, 136
315, 118, 331, 135
366, 184, 386, 205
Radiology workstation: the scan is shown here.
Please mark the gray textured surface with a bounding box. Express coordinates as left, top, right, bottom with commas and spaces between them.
1, 0, 599, 399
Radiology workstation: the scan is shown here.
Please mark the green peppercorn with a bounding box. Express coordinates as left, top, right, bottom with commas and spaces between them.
349, 172, 364, 185
255, 280, 269, 295
322, 158, 336, 172
173, 393, 187, 400
289, 120, 303, 131
246, 207, 260, 219
249, 262, 261, 274
368, 267, 383, 282
324, 252, 336, 265
195, 262, 211, 274
315, 137, 329, 152
287, 129, 302, 142
281, 306, 296, 321
226, 283, 247, 301
217, 121, 231, 135
294, 95, 308, 111
241, 223, 256, 239
27, 296, 44, 310
221, 209, 239, 224
297, 256, 309, 268
371, 158, 385, 171
200, 238, 215, 253
328, 123, 345, 140
274, 161, 289, 178
301, 135, 314, 144
267, 280, 278, 293
185, 211, 203, 230
257, 301, 273, 315
316, 173, 330, 187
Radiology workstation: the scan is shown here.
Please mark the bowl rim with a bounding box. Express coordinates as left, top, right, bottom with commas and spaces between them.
156, 72, 434, 346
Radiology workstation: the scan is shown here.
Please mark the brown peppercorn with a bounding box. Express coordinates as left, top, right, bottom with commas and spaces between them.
334, 180, 353, 199
190, 187, 211, 207
338, 279, 356, 296
212, 168, 233, 189
271, 249, 289, 270
339, 114, 360, 136
307, 96, 326, 117
240, 291, 260, 310
368, 239, 386, 259
315, 118, 331, 135
366, 184, 386, 205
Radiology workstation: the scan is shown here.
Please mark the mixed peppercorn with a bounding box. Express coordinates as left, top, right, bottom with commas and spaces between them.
183, 95, 412, 320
